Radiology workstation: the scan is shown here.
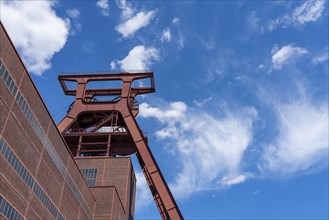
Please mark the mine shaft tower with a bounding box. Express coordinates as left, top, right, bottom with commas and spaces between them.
57, 71, 183, 220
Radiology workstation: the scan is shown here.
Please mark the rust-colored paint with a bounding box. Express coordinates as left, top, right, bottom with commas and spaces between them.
57, 72, 183, 220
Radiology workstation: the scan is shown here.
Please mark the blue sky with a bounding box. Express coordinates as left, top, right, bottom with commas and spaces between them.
1, 0, 328, 219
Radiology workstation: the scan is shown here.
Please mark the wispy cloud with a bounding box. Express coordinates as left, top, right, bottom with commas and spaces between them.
80, 41, 96, 53
292, 0, 326, 24
0, 1, 69, 75
116, 0, 135, 21
271, 44, 308, 70
139, 101, 257, 199
222, 174, 249, 186
161, 28, 172, 42
193, 97, 213, 107
247, 11, 262, 32
312, 47, 329, 65
268, 0, 326, 31
261, 99, 328, 175
66, 8, 80, 19
205, 49, 242, 82
111, 45, 159, 71
116, 10, 156, 38
172, 17, 184, 49
66, 8, 82, 36
96, 0, 109, 17
201, 39, 216, 50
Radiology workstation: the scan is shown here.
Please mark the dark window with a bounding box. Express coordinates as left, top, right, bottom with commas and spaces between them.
2, 70, 9, 82
80, 168, 98, 186
0, 65, 5, 77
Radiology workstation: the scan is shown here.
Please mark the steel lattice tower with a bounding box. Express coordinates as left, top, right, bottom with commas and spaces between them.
57, 72, 183, 220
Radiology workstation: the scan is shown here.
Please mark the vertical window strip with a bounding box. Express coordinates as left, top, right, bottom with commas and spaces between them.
80, 197, 93, 220
0, 138, 64, 220
0, 195, 24, 220
65, 174, 81, 201
0, 63, 93, 220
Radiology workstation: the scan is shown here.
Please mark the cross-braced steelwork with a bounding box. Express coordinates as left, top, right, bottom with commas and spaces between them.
57, 72, 183, 220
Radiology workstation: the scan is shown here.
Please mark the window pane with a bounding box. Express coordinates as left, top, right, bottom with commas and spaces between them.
4, 146, 10, 159
26, 110, 31, 122
1, 143, 7, 155
12, 156, 18, 170
8, 151, 14, 164
6, 76, 12, 87
16, 162, 22, 175
0, 65, 5, 77
9, 79, 15, 92
20, 100, 26, 111
3, 70, 9, 82
15, 91, 21, 102
14, 159, 20, 172
23, 105, 29, 115
8, 207, 14, 219
0, 139, 4, 150
18, 95, 24, 107
12, 85, 18, 97
3, 202, 9, 217
12, 211, 18, 220
29, 176, 35, 189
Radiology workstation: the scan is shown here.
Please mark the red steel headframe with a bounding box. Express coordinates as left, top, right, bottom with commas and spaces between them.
57, 72, 183, 220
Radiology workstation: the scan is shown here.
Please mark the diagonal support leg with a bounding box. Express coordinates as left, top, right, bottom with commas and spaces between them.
122, 113, 183, 220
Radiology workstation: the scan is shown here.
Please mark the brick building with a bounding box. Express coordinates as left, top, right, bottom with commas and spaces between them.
0, 20, 136, 220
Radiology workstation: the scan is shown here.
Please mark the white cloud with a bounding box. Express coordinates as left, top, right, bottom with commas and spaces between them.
272, 44, 308, 70
222, 174, 248, 186
0, 1, 69, 75
268, 0, 325, 31
139, 101, 257, 198
193, 97, 213, 107
262, 99, 328, 175
111, 45, 159, 71
247, 11, 261, 32
116, 10, 156, 38
172, 17, 184, 49
110, 61, 117, 70
292, 0, 326, 24
200, 38, 216, 50
139, 102, 186, 123
161, 28, 171, 42
96, 0, 109, 17
172, 17, 180, 24
66, 8, 80, 19
312, 48, 329, 65
66, 8, 82, 36
257, 64, 266, 72
116, 0, 135, 21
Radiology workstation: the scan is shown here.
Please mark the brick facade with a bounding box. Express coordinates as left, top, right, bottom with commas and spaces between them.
0, 21, 135, 220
